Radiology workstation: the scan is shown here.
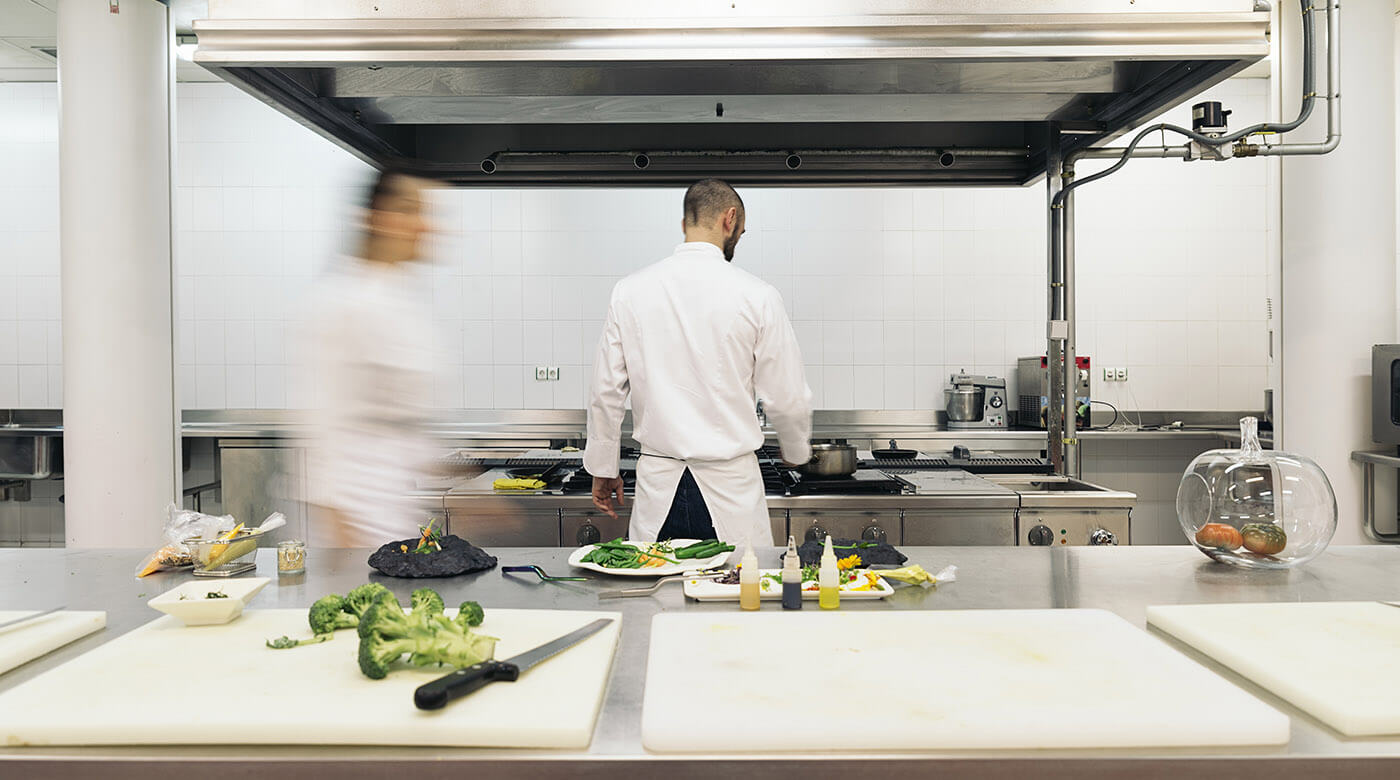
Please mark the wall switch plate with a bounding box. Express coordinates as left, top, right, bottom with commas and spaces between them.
547, 366, 560, 381
535, 366, 548, 381
1115, 368, 1127, 381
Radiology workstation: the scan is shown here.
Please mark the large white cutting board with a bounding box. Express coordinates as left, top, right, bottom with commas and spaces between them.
0, 610, 106, 675
1147, 601, 1400, 737
0, 608, 620, 748
641, 609, 1288, 752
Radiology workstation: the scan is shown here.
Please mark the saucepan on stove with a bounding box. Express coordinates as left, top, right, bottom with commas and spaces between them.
798, 442, 857, 477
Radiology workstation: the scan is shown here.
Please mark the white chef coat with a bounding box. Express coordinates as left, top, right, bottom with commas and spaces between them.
584, 241, 813, 544
304, 257, 436, 548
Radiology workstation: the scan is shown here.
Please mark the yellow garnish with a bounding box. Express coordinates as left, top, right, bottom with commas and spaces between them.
837, 554, 862, 571
400, 544, 409, 553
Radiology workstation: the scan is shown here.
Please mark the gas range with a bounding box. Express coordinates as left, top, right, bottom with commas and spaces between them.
756, 448, 907, 497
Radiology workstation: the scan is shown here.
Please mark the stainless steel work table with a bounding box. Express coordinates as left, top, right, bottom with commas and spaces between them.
2, 545, 1399, 779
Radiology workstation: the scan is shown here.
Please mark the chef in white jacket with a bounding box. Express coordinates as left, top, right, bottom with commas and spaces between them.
584, 179, 813, 545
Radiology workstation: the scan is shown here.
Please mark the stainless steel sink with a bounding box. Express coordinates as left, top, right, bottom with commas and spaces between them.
984, 474, 1135, 546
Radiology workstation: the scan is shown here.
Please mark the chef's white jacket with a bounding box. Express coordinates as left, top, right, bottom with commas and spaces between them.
584, 241, 813, 544
304, 258, 436, 547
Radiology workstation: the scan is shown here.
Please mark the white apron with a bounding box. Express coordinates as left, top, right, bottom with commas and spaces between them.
631, 452, 773, 546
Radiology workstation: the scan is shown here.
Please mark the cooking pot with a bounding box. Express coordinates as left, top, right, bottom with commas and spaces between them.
946, 385, 985, 422
798, 442, 857, 477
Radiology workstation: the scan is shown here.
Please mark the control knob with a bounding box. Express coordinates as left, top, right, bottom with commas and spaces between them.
989, 395, 1003, 409
805, 525, 829, 545
861, 525, 887, 543
1088, 528, 1119, 546
1027, 525, 1054, 546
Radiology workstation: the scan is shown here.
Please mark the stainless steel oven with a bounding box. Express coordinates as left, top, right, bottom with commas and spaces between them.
1372, 345, 1400, 445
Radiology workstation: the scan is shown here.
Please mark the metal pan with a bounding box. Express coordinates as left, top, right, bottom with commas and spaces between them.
798, 442, 857, 477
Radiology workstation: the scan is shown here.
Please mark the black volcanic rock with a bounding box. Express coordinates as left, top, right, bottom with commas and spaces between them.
367, 534, 497, 578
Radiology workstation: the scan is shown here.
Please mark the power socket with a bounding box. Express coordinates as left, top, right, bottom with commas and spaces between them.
547, 366, 560, 381
1101, 367, 1129, 382
535, 366, 548, 381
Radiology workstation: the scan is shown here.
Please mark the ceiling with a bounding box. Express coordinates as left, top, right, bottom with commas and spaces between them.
0, 0, 219, 83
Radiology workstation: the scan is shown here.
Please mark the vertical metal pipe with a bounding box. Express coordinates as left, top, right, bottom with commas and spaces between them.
1062, 159, 1080, 478
1045, 125, 1065, 472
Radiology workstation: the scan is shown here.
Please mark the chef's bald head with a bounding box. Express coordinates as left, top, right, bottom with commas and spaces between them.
683, 179, 744, 228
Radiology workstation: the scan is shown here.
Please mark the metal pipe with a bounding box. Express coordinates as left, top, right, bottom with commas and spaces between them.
1249, 0, 1340, 156
1045, 125, 1065, 474
1062, 158, 1080, 479
1071, 145, 1191, 161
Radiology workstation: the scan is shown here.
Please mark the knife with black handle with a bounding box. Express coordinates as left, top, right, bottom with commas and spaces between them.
414, 617, 614, 710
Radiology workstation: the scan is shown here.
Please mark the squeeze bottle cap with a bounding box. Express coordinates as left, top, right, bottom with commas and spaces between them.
782, 535, 800, 575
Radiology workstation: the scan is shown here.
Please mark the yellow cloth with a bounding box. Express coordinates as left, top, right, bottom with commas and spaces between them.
493, 478, 546, 491
875, 564, 958, 587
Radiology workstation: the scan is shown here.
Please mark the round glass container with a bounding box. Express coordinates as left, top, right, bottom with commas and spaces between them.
1176, 417, 1337, 569
277, 540, 306, 575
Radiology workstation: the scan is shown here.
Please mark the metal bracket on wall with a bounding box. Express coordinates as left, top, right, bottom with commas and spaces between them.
1352, 451, 1400, 543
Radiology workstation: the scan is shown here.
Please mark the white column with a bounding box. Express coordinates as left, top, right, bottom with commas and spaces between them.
59, 0, 180, 547
1280, 1, 1395, 545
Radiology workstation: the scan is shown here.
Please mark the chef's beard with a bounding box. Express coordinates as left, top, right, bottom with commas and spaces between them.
722, 226, 740, 261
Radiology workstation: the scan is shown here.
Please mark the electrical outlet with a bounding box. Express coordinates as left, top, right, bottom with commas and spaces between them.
1103, 367, 1114, 382
1115, 368, 1128, 381
547, 366, 560, 381
535, 366, 548, 381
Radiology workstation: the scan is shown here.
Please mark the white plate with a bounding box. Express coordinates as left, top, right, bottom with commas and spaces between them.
683, 569, 894, 601
567, 539, 734, 577
147, 577, 270, 625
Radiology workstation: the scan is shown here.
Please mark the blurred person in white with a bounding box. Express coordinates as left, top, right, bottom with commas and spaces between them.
305, 167, 437, 547
584, 179, 814, 545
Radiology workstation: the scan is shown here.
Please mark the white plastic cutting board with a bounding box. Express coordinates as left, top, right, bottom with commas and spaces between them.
0, 608, 620, 748
1147, 601, 1400, 736
641, 609, 1288, 752
0, 611, 106, 675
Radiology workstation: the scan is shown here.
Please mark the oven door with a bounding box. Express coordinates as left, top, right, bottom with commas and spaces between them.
902, 509, 1017, 545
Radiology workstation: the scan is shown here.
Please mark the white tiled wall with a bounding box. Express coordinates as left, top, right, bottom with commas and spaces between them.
0, 78, 1273, 412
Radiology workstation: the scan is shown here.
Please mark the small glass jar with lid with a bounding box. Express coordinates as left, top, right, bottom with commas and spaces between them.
277, 540, 306, 575
1176, 417, 1337, 569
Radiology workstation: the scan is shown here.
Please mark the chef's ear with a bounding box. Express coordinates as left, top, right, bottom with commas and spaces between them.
724, 206, 738, 232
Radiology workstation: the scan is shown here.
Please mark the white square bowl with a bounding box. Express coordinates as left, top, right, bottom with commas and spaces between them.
147, 577, 270, 626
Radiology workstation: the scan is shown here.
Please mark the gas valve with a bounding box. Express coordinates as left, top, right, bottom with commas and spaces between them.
1188, 101, 1233, 161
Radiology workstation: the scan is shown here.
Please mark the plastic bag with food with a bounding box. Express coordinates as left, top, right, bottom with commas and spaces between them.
135, 505, 236, 577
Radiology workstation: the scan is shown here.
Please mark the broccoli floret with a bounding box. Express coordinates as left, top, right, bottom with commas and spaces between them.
356, 594, 498, 679
410, 587, 445, 616
357, 632, 420, 679
266, 634, 331, 650
455, 601, 484, 628
308, 594, 359, 634
343, 583, 393, 619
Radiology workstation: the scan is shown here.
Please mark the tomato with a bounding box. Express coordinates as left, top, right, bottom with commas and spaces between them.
1241, 523, 1287, 555
1195, 523, 1243, 551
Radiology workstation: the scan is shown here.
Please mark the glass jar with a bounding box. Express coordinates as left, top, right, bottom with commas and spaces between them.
277, 540, 306, 575
1176, 417, 1337, 569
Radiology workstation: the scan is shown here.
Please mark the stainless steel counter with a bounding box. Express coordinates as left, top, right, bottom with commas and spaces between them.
2, 545, 1399, 779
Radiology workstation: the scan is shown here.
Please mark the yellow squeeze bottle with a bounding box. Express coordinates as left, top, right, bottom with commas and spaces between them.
818, 535, 840, 610
739, 542, 760, 611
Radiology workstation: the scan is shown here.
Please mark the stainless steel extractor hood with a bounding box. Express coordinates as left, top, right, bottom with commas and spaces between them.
193, 0, 1270, 186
